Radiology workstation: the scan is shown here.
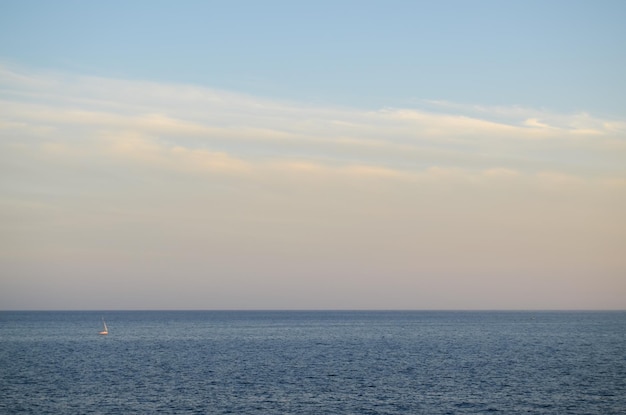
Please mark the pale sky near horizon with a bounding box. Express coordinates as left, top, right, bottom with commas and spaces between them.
1, 1, 625, 310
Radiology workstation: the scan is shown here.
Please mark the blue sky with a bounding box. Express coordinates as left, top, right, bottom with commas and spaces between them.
1, 1, 625, 309
2, 1, 625, 113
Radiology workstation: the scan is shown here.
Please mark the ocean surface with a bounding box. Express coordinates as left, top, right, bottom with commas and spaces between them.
1, 311, 625, 414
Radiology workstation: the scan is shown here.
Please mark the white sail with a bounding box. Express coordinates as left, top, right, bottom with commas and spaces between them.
99, 319, 108, 335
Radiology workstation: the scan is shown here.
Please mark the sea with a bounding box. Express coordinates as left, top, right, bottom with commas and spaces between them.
1, 311, 625, 414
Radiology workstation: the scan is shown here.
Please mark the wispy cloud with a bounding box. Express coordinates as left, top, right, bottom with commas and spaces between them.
2, 64, 624, 181
1, 64, 625, 309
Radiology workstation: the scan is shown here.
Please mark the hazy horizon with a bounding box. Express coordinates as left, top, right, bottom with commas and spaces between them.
1, 1, 625, 311
3, 309, 626, 312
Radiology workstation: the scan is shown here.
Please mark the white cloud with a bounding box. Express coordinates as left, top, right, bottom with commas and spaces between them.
2, 63, 624, 194
1, 64, 625, 309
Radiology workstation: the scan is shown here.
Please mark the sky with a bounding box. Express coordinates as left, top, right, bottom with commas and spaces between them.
1, 1, 625, 310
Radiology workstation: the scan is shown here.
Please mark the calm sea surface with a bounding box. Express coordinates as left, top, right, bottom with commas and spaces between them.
1, 311, 625, 414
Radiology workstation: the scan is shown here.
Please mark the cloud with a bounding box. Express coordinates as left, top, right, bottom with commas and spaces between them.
422, 99, 626, 137
2, 63, 624, 200
1, 64, 625, 309
3, 65, 624, 182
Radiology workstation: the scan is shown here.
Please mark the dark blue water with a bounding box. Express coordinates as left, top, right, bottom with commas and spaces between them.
1, 311, 625, 414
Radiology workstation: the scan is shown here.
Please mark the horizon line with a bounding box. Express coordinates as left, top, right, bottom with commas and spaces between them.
2, 309, 625, 312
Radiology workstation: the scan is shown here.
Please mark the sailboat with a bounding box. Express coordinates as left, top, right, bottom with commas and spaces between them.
99, 319, 109, 335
